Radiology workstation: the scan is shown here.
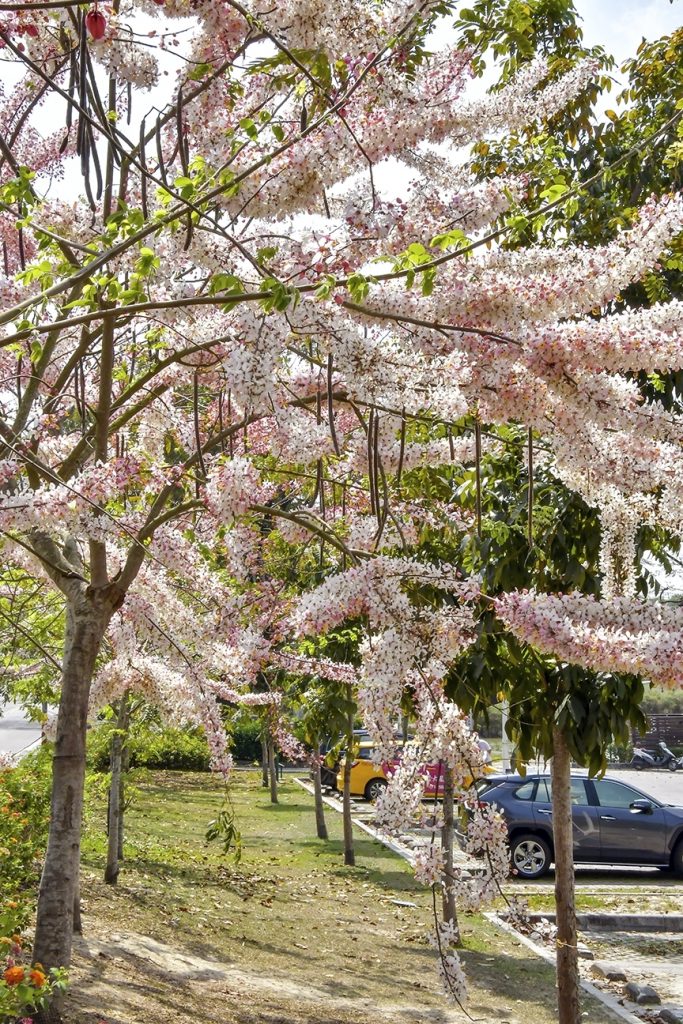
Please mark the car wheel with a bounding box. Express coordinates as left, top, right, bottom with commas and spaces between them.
672, 838, 683, 876
365, 778, 388, 802
510, 834, 552, 880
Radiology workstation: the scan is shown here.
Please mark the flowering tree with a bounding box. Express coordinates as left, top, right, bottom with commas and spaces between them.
2, 2, 683, 1021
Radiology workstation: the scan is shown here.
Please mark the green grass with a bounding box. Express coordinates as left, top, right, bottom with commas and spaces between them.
72, 770, 625, 1024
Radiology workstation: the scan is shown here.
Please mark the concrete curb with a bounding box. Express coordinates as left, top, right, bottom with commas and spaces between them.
485, 912, 644, 1024
521, 911, 683, 933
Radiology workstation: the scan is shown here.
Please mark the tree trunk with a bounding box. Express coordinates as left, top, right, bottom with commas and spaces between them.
261, 735, 269, 788
551, 727, 580, 1024
441, 764, 459, 938
72, 876, 82, 935
313, 759, 328, 840
104, 695, 130, 885
33, 596, 111, 972
268, 739, 278, 804
118, 726, 130, 862
343, 691, 355, 866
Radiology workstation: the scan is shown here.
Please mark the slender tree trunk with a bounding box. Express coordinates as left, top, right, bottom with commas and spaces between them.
118, 728, 130, 862
33, 596, 111, 972
551, 727, 580, 1024
268, 739, 278, 804
343, 689, 355, 866
313, 758, 328, 840
261, 735, 269, 788
441, 764, 459, 938
72, 876, 82, 935
104, 695, 130, 885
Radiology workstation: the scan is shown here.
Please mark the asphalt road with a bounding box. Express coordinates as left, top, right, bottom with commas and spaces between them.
0, 702, 42, 758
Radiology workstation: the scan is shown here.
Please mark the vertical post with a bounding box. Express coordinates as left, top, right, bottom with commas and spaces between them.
343, 684, 355, 866
268, 739, 278, 804
261, 733, 269, 788
551, 727, 580, 1024
441, 764, 459, 937
313, 754, 328, 840
501, 700, 512, 772
104, 695, 130, 885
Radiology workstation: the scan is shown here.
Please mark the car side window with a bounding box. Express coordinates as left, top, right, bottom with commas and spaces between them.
593, 780, 651, 808
529, 779, 589, 804
514, 781, 537, 800
535, 779, 551, 802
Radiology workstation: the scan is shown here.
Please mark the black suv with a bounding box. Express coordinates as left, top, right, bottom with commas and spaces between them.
477, 773, 683, 879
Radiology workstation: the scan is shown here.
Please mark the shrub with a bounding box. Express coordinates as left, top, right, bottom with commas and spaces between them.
87, 716, 264, 773
641, 687, 683, 715
0, 930, 67, 1023
0, 749, 52, 931
228, 716, 262, 762
88, 723, 211, 772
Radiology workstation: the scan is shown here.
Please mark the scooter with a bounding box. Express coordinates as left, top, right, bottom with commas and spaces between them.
631, 741, 682, 772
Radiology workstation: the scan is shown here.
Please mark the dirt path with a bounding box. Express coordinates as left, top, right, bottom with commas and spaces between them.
66, 925, 460, 1024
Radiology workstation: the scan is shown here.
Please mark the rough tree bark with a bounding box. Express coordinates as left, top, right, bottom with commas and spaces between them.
104, 694, 130, 885
342, 688, 355, 866
268, 738, 278, 804
33, 591, 114, 972
441, 764, 459, 937
551, 727, 580, 1024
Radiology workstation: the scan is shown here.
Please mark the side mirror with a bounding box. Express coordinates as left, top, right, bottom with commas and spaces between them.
629, 799, 653, 815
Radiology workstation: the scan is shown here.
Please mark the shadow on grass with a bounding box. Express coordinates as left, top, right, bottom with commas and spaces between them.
459, 945, 560, 1019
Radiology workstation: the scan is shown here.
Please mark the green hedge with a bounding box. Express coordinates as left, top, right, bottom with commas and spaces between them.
228, 717, 262, 762
641, 688, 683, 715
88, 718, 264, 772
88, 724, 211, 772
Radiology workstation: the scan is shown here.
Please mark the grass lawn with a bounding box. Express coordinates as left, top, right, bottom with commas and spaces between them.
66, 770, 624, 1024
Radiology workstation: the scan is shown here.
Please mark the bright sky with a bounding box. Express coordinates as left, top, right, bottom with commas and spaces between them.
575, 0, 681, 64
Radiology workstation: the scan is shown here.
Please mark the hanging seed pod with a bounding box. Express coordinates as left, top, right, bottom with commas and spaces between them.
527, 426, 534, 548
474, 419, 482, 540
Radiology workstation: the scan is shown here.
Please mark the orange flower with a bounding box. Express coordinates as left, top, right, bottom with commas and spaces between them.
3, 965, 25, 986
29, 968, 46, 988
11, 935, 22, 945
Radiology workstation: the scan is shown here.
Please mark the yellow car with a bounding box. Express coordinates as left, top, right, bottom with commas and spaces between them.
337, 742, 390, 802
337, 742, 492, 802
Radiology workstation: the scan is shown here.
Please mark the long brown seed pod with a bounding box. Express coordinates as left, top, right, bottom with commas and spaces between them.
139, 118, 148, 218
474, 419, 482, 540
193, 371, 207, 483
367, 409, 376, 516
527, 426, 533, 548
327, 353, 340, 455
396, 408, 406, 488
373, 411, 381, 526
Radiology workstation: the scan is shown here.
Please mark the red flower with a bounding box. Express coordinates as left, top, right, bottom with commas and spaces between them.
85, 9, 106, 40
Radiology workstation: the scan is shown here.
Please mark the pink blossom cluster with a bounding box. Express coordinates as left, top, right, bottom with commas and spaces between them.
495, 590, 683, 687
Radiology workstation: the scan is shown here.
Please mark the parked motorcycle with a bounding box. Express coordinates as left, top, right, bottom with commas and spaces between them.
631, 740, 682, 772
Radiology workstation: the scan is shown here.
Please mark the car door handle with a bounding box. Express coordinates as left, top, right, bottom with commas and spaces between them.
538, 809, 552, 816
600, 815, 616, 821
